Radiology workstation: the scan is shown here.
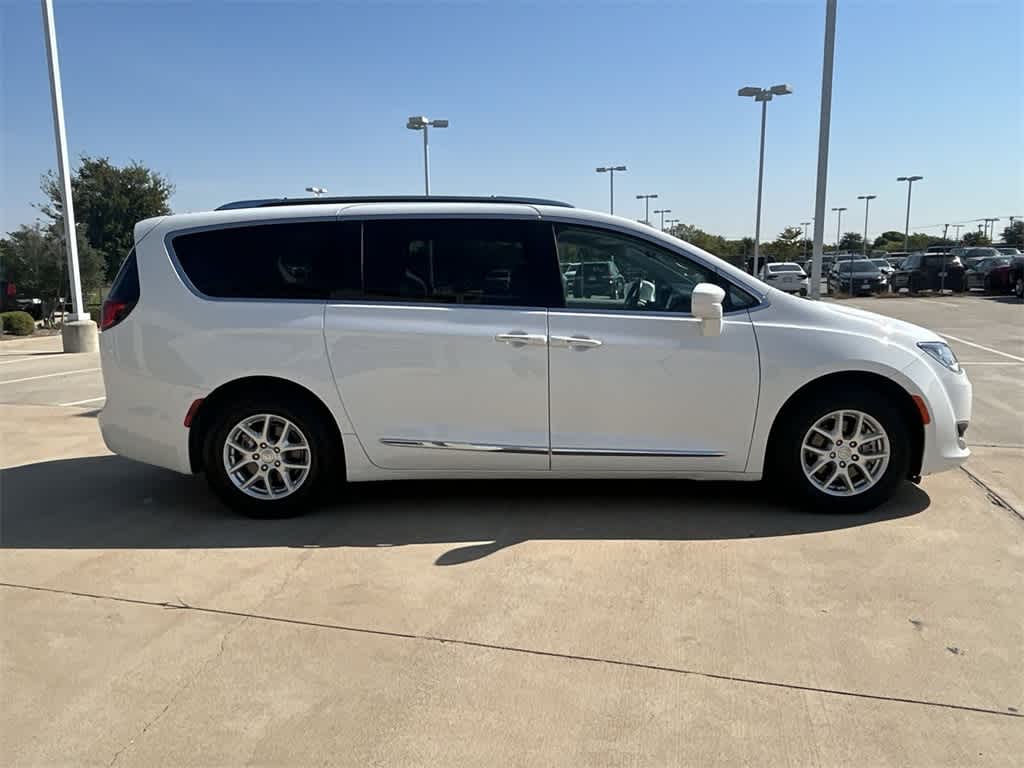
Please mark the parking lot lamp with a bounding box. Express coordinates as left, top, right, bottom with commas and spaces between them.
406, 116, 449, 196
305, 186, 326, 197
897, 176, 923, 251
738, 83, 792, 276
595, 166, 627, 214
831, 206, 847, 254
636, 194, 658, 225
801, 221, 812, 260
653, 208, 671, 230
857, 195, 876, 256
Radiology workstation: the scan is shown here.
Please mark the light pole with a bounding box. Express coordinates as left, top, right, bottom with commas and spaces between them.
636, 194, 658, 225
738, 83, 793, 276
831, 206, 847, 253
985, 218, 1000, 240
897, 175, 923, 251
801, 220, 812, 261
653, 208, 672, 230
857, 195, 876, 255
665, 218, 680, 232
406, 116, 449, 196
41, 0, 96, 352
595, 165, 627, 214
305, 186, 326, 197
952, 224, 963, 243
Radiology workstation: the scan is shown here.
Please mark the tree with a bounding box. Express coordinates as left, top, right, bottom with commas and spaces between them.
41, 155, 173, 280
669, 223, 738, 264
764, 226, 803, 261
838, 232, 864, 252
0, 223, 105, 303
962, 231, 991, 246
1001, 220, 1023, 248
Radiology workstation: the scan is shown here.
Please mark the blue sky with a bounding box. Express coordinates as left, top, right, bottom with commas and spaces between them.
2, 1, 1021, 242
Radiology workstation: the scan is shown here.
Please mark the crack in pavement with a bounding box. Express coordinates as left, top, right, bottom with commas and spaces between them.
960, 466, 1023, 521
4, 581, 1021, 721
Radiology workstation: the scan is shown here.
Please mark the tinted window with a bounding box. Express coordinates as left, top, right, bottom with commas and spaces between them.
172, 221, 360, 299
108, 248, 139, 303
554, 224, 756, 313
362, 219, 557, 307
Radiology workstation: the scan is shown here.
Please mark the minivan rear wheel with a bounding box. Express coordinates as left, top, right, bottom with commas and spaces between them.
770, 389, 910, 514
203, 396, 334, 517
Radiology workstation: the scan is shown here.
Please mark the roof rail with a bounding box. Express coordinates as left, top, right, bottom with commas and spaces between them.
216, 195, 574, 211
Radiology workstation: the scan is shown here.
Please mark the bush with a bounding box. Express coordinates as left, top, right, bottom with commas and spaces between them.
1, 311, 36, 336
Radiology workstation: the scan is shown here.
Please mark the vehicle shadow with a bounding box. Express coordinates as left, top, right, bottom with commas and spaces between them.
0, 455, 930, 563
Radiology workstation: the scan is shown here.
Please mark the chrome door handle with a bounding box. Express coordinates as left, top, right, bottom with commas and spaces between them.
550, 335, 603, 349
494, 332, 547, 346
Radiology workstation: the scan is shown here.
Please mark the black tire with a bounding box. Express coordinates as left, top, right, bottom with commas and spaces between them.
908, 276, 919, 295
1016, 277, 1024, 299
768, 388, 910, 514
203, 394, 337, 518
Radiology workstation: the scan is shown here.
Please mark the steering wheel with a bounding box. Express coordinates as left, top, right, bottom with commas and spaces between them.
624, 280, 641, 309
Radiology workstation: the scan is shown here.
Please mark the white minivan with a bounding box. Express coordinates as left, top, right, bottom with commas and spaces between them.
99, 196, 971, 517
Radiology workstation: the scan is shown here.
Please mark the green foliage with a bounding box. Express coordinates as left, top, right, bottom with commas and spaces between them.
838, 232, 864, 252
1, 311, 36, 336
669, 223, 741, 265
0, 223, 105, 302
1001, 220, 1023, 247
41, 155, 173, 280
962, 231, 991, 246
762, 226, 803, 262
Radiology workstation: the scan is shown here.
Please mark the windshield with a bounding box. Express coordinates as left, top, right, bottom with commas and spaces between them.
870, 259, 889, 268
839, 260, 880, 274
769, 263, 802, 273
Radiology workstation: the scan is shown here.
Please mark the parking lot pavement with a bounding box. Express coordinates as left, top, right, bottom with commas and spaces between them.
836, 294, 1024, 511
0, 333, 104, 408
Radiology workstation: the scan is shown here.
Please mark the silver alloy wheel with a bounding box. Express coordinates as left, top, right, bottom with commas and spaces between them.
222, 413, 312, 500
800, 409, 890, 497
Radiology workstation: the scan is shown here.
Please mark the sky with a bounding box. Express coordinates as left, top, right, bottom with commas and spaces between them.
2, 0, 1022, 244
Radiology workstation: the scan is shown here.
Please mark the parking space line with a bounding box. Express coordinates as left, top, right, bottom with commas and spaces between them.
0, 356, 68, 366
58, 396, 106, 406
940, 334, 1024, 363
960, 362, 1024, 366
0, 368, 100, 386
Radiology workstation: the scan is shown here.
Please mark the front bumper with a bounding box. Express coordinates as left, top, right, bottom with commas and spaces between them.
901, 355, 972, 475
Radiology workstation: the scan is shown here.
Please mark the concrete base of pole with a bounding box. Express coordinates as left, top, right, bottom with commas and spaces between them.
61, 319, 99, 353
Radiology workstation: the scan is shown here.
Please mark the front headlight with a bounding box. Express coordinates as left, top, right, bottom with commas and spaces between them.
918, 342, 961, 373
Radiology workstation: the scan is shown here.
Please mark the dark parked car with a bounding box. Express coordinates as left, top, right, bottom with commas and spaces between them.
571, 260, 625, 299
0, 281, 44, 320
827, 260, 888, 295
1008, 255, 1024, 299
964, 257, 1012, 293
890, 252, 966, 294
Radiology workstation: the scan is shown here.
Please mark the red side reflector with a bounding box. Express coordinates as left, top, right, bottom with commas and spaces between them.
184, 398, 204, 428
911, 395, 931, 425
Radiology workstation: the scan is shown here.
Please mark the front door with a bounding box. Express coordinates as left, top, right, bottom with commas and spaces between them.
323, 216, 559, 471
547, 224, 760, 473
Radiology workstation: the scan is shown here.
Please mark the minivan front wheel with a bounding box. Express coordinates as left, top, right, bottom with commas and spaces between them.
204, 397, 333, 517
772, 390, 910, 513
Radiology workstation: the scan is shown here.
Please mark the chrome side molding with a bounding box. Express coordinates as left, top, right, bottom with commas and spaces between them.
380, 438, 724, 458
380, 438, 548, 454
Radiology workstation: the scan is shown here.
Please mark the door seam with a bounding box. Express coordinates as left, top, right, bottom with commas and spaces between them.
545, 309, 553, 469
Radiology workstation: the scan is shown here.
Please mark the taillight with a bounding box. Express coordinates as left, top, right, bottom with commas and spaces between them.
101, 247, 140, 331
100, 299, 136, 330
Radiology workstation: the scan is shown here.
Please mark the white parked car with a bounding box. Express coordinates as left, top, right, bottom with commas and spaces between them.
99, 196, 971, 517
759, 262, 809, 295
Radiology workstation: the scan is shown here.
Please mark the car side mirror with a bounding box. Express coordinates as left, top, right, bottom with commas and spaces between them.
691, 282, 725, 337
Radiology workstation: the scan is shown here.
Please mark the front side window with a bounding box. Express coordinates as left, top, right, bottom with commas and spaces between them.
362, 219, 557, 307
172, 221, 360, 300
554, 224, 756, 314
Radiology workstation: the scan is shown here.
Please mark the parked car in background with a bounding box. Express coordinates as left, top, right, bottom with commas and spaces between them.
890, 252, 966, 294
570, 260, 625, 299
870, 257, 894, 280
827, 260, 888, 295
886, 252, 909, 270
759, 262, 809, 295
926, 245, 954, 255
1008, 255, 1024, 298
97, 195, 972, 517
995, 246, 1021, 257
959, 247, 1002, 270
964, 257, 1012, 293
0, 281, 44, 320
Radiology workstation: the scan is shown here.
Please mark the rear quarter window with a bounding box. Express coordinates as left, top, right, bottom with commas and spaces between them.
171, 221, 360, 300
